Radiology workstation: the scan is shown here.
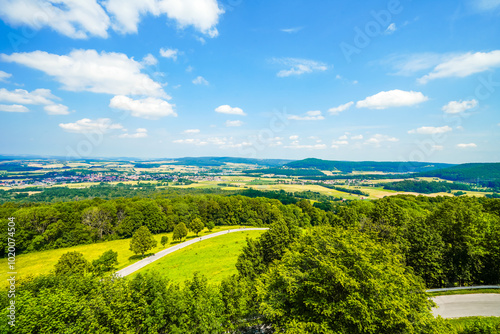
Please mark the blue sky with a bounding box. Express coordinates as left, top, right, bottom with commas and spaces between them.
0, 0, 499, 163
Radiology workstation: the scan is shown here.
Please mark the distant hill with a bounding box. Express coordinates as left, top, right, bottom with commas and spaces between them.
417, 163, 500, 186
167, 157, 294, 167
242, 168, 325, 177
285, 158, 454, 173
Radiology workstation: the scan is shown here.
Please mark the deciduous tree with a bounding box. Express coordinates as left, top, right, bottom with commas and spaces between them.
129, 226, 157, 257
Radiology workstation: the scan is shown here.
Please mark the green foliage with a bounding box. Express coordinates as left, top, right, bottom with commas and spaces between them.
54, 251, 90, 276
91, 250, 118, 276
448, 317, 500, 334
418, 163, 500, 188
285, 157, 453, 173
243, 167, 326, 176
173, 222, 188, 241
382, 180, 472, 193
189, 217, 205, 236
161, 235, 169, 247
129, 226, 157, 257
236, 218, 300, 280
205, 220, 215, 231
320, 183, 370, 196
258, 226, 449, 333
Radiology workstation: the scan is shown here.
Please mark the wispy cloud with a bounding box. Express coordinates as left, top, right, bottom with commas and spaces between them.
457, 143, 477, 149
59, 118, 123, 133
329, 101, 354, 115
288, 110, 325, 121
0, 71, 12, 82
385, 23, 397, 34
418, 50, 500, 84
192, 76, 209, 85
408, 126, 452, 134
280, 26, 303, 33
272, 58, 328, 77
119, 128, 148, 139
183, 129, 200, 134
0, 104, 29, 113
226, 120, 243, 127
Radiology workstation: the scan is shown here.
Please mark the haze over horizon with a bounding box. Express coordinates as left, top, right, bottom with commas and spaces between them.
1, 0, 499, 164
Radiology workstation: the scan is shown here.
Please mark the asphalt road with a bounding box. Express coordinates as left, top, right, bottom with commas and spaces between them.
432, 294, 500, 318
115, 228, 268, 277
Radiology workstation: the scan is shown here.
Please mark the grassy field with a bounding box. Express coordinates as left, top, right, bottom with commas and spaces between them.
0, 226, 246, 285
446, 316, 500, 331
129, 229, 265, 284
428, 289, 500, 297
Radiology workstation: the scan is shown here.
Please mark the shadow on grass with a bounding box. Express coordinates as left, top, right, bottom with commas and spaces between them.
128, 253, 156, 261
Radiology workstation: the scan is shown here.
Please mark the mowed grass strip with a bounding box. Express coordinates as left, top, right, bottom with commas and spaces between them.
0, 226, 246, 285
129, 230, 265, 284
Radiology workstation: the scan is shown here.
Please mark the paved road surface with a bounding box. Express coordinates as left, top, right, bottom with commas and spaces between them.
115, 228, 268, 277
432, 294, 500, 318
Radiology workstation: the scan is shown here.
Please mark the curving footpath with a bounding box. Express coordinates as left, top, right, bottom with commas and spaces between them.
115, 228, 268, 278
431, 294, 500, 318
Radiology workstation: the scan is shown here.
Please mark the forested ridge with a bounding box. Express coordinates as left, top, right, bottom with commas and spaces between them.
1, 192, 500, 333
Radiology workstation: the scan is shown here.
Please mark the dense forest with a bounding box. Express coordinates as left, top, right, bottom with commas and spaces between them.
418, 163, 500, 188
1, 191, 500, 333
243, 167, 326, 176
381, 180, 472, 194
285, 158, 454, 173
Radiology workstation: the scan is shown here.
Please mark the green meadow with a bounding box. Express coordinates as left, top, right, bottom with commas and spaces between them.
1, 225, 247, 285
130, 229, 266, 284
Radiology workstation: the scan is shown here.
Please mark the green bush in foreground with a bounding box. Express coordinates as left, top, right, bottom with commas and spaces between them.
258, 226, 451, 334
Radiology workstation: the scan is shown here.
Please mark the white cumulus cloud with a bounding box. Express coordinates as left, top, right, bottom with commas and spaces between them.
0, 88, 58, 105
105, 0, 223, 37
288, 110, 325, 121
442, 99, 478, 114
418, 50, 500, 84
457, 143, 477, 149
329, 101, 354, 115
0, 104, 29, 112
356, 89, 428, 109
0, 0, 110, 39
1, 49, 166, 97
215, 105, 246, 115
273, 58, 328, 77
408, 126, 452, 134
160, 48, 179, 61
59, 118, 123, 133
0, 0, 224, 39
109, 95, 176, 120
44, 104, 71, 115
